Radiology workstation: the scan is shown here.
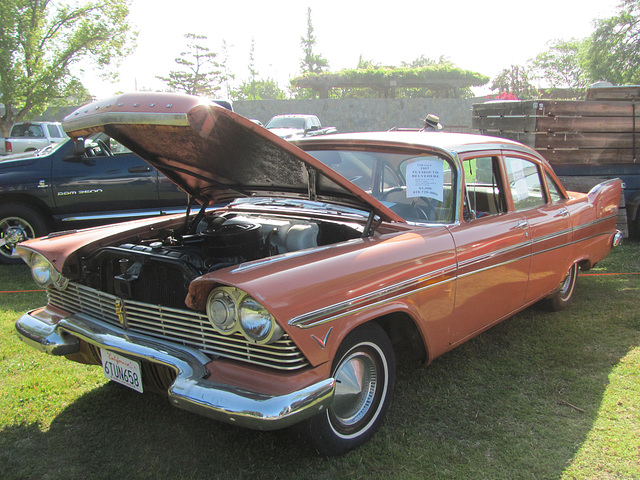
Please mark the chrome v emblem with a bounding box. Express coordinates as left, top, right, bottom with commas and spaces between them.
311, 327, 333, 349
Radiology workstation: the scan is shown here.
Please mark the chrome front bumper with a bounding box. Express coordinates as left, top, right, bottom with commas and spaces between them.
16, 308, 335, 430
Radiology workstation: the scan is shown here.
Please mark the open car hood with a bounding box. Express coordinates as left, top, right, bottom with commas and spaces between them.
62, 92, 401, 223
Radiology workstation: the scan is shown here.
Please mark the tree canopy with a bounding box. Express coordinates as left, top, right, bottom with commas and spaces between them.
0, 0, 136, 135
156, 34, 225, 97
490, 65, 538, 99
585, 0, 640, 85
299, 7, 329, 75
291, 63, 489, 99
529, 38, 590, 89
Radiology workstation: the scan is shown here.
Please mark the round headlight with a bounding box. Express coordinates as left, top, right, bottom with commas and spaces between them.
239, 296, 282, 344
31, 254, 52, 287
51, 270, 69, 291
206, 290, 237, 333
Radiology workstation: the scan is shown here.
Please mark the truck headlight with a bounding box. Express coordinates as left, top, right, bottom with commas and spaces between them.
21, 250, 68, 290
205, 287, 283, 344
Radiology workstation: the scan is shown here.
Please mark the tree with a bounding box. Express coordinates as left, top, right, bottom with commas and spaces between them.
232, 38, 286, 100
299, 7, 329, 75
529, 38, 590, 88
0, 0, 136, 136
490, 65, 538, 99
218, 40, 235, 100
402, 55, 454, 68
233, 79, 286, 101
156, 34, 223, 97
585, 0, 640, 84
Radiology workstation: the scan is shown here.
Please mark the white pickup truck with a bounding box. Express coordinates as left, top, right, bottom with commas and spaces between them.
265, 114, 337, 140
1, 121, 67, 155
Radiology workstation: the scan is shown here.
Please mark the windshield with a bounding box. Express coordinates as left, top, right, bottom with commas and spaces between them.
266, 117, 307, 129
307, 149, 457, 224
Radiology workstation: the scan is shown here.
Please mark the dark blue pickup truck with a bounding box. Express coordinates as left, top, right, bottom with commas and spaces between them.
0, 134, 188, 264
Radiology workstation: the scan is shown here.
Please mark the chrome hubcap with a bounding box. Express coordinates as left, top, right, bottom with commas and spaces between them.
558, 266, 575, 297
0, 217, 33, 257
332, 351, 378, 426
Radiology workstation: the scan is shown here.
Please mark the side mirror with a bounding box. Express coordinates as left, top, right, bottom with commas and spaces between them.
72, 138, 86, 156
63, 138, 91, 163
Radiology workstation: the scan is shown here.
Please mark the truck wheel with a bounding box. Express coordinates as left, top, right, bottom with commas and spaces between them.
299, 322, 396, 456
0, 205, 49, 264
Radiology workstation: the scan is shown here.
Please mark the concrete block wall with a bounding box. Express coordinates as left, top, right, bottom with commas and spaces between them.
234, 98, 479, 133
29, 97, 479, 133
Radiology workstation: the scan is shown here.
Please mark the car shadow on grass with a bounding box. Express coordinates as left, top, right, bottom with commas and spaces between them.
1, 276, 638, 480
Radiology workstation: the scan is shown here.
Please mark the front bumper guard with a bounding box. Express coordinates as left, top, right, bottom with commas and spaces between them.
16, 308, 335, 431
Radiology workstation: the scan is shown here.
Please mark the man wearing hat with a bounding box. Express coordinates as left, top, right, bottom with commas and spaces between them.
421, 114, 443, 132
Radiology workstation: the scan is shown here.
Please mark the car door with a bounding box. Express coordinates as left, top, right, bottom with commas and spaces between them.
502, 155, 573, 303
448, 153, 531, 345
51, 135, 183, 227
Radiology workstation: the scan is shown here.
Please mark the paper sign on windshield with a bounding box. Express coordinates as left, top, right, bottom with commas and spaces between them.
406, 160, 444, 201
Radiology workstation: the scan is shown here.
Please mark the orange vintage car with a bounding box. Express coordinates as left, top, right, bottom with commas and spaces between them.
15, 93, 622, 455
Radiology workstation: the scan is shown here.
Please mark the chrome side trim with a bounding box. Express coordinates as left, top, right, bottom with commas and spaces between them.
572, 214, 618, 233
289, 265, 457, 329
60, 208, 185, 223
456, 239, 530, 271
290, 217, 618, 330
15, 309, 334, 431
530, 228, 573, 246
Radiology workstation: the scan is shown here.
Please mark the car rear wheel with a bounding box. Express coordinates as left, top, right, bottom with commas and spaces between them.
0, 204, 49, 265
300, 322, 396, 456
543, 263, 578, 311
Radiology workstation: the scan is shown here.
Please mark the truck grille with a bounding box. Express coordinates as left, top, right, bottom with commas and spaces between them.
47, 282, 309, 371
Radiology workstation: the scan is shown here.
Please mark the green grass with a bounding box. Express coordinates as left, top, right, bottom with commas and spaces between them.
1, 243, 639, 479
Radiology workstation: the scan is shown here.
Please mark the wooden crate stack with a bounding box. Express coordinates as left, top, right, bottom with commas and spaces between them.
472, 86, 640, 236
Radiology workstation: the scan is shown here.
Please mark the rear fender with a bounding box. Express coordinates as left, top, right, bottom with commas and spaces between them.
587, 178, 622, 219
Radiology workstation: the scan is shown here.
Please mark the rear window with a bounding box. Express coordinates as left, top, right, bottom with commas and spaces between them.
11, 124, 44, 137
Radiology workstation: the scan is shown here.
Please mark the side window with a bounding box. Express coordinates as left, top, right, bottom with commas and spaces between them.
505, 157, 545, 210
462, 156, 506, 218
107, 137, 132, 154
47, 125, 58, 138
545, 172, 564, 203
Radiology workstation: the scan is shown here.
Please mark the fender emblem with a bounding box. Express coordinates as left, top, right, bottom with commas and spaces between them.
311, 327, 333, 349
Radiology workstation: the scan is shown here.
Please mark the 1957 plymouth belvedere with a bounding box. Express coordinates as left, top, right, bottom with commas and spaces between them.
15, 93, 622, 455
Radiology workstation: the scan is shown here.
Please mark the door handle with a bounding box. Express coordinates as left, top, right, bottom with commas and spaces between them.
513, 220, 528, 230
555, 208, 569, 217
129, 166, 152, 173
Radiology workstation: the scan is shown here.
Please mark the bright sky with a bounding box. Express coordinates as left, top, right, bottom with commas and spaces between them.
81, 0, 622, 99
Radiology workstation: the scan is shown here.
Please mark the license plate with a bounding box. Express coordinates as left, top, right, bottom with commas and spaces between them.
100, 349, 143, 393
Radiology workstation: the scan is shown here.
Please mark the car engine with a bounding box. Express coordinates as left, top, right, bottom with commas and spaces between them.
78, 213, 361, 309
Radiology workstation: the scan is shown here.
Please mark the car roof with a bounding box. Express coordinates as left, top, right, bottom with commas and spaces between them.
295, 131, 544, 159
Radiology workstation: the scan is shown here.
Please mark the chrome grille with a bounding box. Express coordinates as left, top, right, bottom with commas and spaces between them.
48, 283, 309, 371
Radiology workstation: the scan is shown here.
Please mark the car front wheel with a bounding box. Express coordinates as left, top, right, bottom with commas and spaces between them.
301, 322, 396, 456
0, 204, 49, 264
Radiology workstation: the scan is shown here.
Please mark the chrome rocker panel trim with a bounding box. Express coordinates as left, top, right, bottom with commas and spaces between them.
15, 309, 335, 431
